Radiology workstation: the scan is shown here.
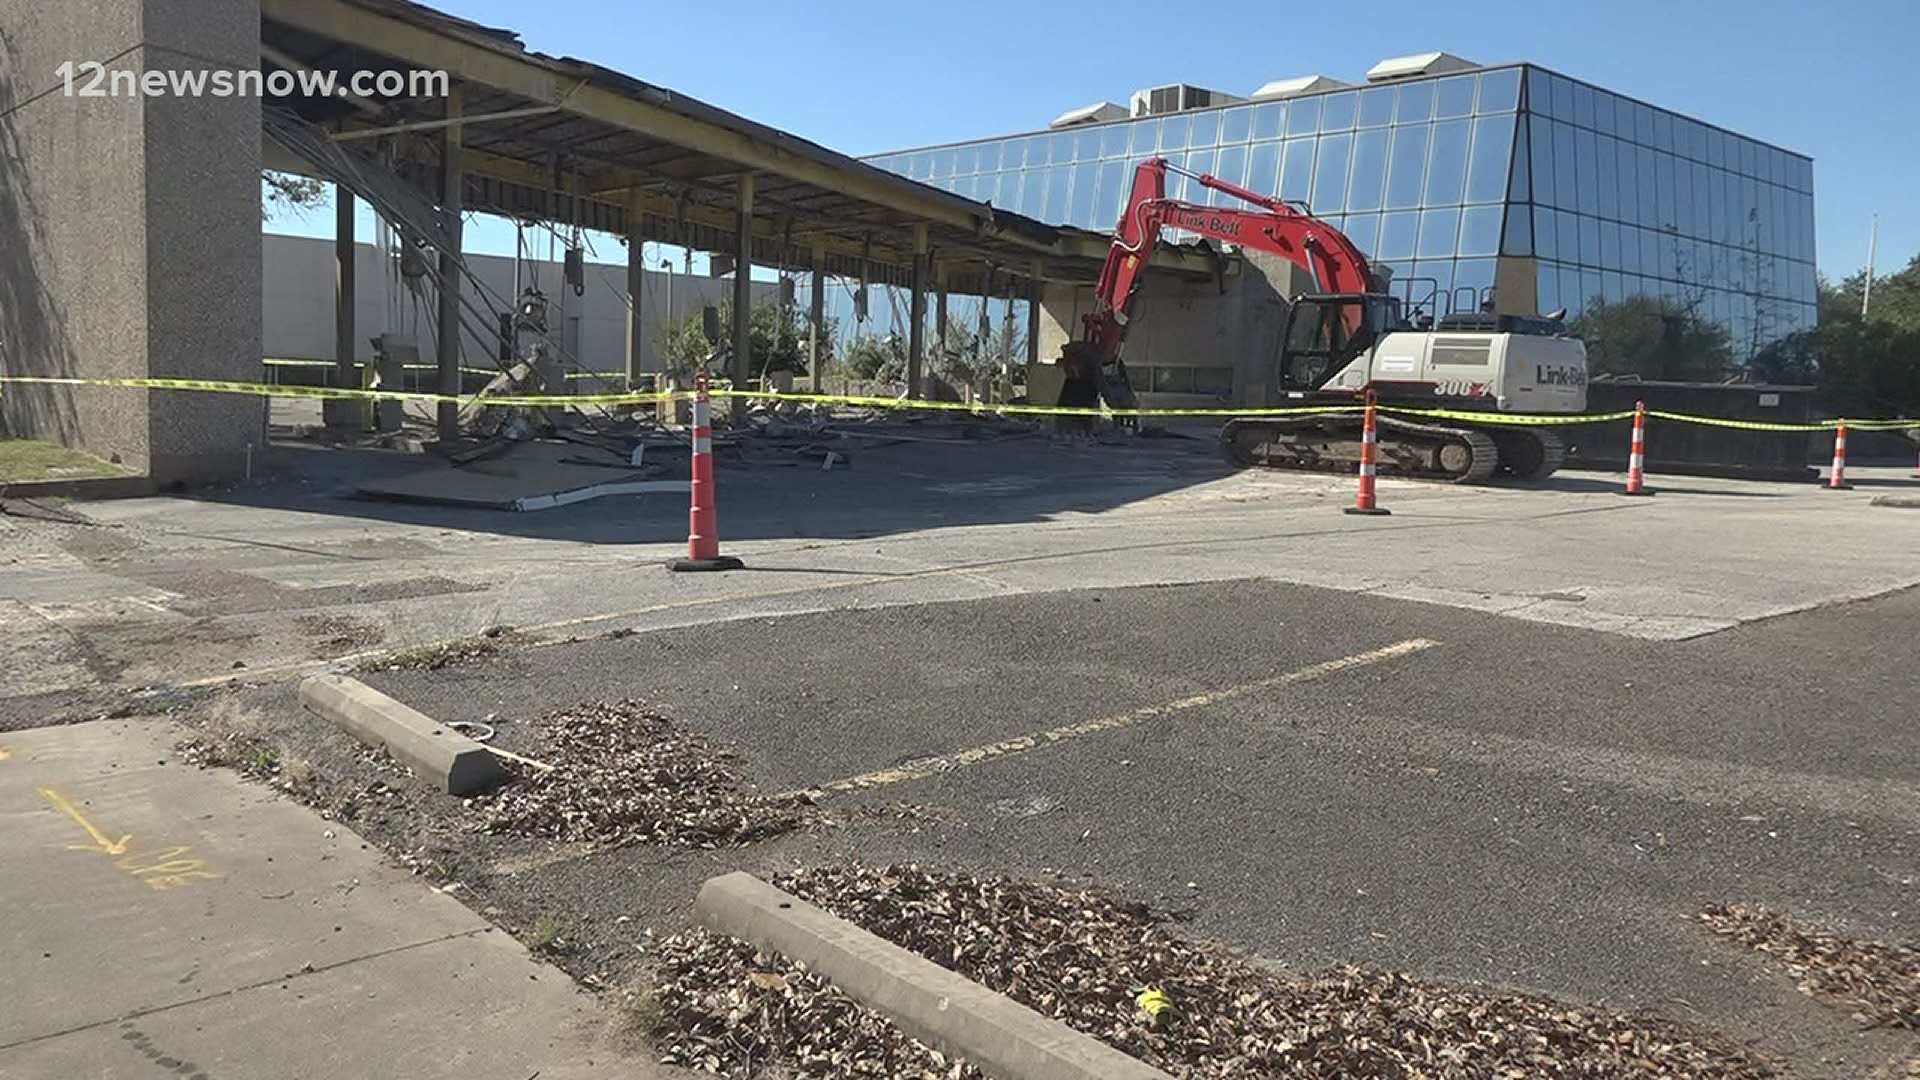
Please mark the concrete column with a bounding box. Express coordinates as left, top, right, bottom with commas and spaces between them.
324, 185, 360, 429
0, 0, 262, 484
808, 243, 827, 383
625, 190, 645, 390
907, 223, 929, 398
1027, 266, 1043, 366
731, 173, 755, 421
434, 84, 464, 440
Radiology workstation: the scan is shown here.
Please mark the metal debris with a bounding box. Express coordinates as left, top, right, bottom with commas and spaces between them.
472, 699, 817, 849
1699, 902, 1918, 1028
649, 864, 1778, 1078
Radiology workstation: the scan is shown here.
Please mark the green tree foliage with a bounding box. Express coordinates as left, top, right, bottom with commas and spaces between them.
656, 300, 833, 379
1569, 295, 1734, 381
840, 334, 906, 382
1751, 257, 1920, 415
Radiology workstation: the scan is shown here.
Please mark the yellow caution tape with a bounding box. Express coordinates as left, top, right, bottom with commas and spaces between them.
3, 375, 1917, 432
1136, 986, 1173, 1017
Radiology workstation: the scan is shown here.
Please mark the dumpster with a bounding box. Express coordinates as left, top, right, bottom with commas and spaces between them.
1566, 380, 1817, 481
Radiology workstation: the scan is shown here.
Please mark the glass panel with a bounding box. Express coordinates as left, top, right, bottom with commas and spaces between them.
1129, 118, 1159, 157
1561, 266, 1585, 313
1509, 120, 1531, 202
1603, 270, 1625, 303
1385, 123, 1431, 209
1536, 263, 1559, 312
1379, 211, 1419, 259
1158, 114, 1192, 151
1707, 128, 1726, 169
1503, 204, 1533, 255
1343, 213, 1380, 258
1220, 106, 1254, 144
1574, 128, 1598, 213
1636, 145, 1657, 228
1069, 163, 1098, 226
1100, 123, 1131, 159
1252, 102, 1285, 141
1465, 114, 1514, 204
1215, 145, 1248, 188
1097, 160, 1127, 226
1454, 258, 1496, 309
1279, 137, 1316, 205
1689, 120, 1709, 163
1018, 171, 1045, 217
1635, 102, 1656, 146
1529, 115, 1555, 205
1524, 68, 1552, 114
1582, 270, 1604, 310
1594, 136, 1619, 220
1287, 97, 1321, 135
1579, 215, 1601, 267
1674, 160, 1695, 236
1188, 110, 1221, 148
1557, 209, 1580, 264
1573, 82, 1596, 129
1740, 139, 1758, 177
953, 146, 978, 175
1459, 205, 1502, 255
1412, 260, 1455, 307
1653, 109, 1675, 153
1312, 134, 1352, 213
1553, 121, 1578, 209
1640, 228, 1663, 278
1047, 132, 1074, 165
1249, 141, 1282, 196
1072, 128, 1100, 162
1395, 81, 1435, 124
1357, 86, 1395, 127
1551, 75, 1575, 121
1435, 75, 1475, 118
1320, 91, 1357, 131
1654, 154, 1677, 229
1600, 220, 1621, 268
1424, 119, 1471, 205
1593, 91, 1616, 136
1043, 166, 1071, 222
1533, 205, 1557, 259
1691, 163, 1711, 239
1346, 128, 1390, 211
908, 151, 933, 178
977, 141, 1003, 172
1616, 136, 1637, 223
1478, 67, 1520, 112
992, 172, 1019, 208
1185, 150, 1217, 204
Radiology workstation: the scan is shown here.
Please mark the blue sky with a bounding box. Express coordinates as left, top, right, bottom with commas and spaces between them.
274, 0, 1913, 279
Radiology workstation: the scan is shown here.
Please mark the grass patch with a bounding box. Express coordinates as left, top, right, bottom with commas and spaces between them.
0, 439, 126, 483
352, 634, 502, 672
525, 912, 566, 955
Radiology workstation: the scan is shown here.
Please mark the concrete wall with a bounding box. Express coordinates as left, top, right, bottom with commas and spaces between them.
262, 234, 777, 376
0, 0, 262, 484
1035, 251, 1310, 407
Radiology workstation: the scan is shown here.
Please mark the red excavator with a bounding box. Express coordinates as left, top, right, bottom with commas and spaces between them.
1059, 156, 1587, 482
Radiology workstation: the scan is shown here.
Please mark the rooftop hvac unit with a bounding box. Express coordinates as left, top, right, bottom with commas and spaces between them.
1365, 52, 1480, 82
1249, 75, 1352, 101
1049, 101, 1129, 128
1128, 83, 1245, 118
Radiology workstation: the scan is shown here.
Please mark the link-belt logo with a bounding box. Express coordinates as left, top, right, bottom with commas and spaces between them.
1170, 210, 1242, 237
1535, 364, 1586, 387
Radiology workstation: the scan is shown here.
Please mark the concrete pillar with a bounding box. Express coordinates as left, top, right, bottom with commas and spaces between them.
1027, 267, 1043, 366
731, 172, 754, 422
324, 185, 360, 429
907, 223, 929, 398
808, 243, 826, 383
624, 190, 645, 390
0, 0, 262, 484
434, 84, 464, 439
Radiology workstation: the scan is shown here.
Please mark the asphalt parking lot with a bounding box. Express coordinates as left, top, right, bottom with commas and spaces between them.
164, 576, 1920, 1077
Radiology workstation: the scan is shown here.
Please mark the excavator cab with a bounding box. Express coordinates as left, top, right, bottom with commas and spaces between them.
1277, 293, 1403, 390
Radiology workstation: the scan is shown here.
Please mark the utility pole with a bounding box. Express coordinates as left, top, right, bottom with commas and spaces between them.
1862, 214, 1878, 318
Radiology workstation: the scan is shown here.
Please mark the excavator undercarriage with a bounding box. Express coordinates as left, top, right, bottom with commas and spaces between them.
1218, 414, 1565, 483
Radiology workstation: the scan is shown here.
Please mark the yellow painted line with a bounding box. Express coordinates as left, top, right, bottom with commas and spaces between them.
38, 786, 133, 855
792, 637, 1440, 799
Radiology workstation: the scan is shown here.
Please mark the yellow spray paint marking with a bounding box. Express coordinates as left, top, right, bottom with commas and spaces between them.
36, 788, 222, 890
794, 637, 1440, 799
0, 745, 12, 762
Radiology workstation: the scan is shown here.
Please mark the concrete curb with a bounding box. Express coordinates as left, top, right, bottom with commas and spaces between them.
1869, 494, 1920, 508
695, 872, 1170, 1080
298, 674, 508, 794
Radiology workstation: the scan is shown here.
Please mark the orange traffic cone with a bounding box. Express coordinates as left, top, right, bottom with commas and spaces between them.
669, 371, 745, 571
1824, 420, 1854, 491
1620, 400, 1654, 496
1345, 392, 1390, 517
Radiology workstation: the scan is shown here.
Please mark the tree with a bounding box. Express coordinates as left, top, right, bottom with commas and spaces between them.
1747, 268, 1920, 416
840, 334, 906, 382
656, 300, 833, 380
262, 171, 326, 221
1568, 295, 1733, 382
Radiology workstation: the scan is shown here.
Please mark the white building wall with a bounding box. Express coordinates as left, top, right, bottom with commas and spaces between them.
261, 234, 776, 375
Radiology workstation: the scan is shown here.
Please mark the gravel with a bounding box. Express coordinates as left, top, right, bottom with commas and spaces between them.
471, 699, 820, 849
1698, 902, 1919, 1029
648, 864, 1777, 1078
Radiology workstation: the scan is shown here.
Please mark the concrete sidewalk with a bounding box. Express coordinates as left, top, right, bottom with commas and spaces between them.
0, 721, 677, 1080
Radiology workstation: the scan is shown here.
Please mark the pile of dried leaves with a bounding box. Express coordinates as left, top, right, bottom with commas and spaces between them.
474, 699, 817, 849
649, 864, 1776, 1078
1699, 902, 1918, 1028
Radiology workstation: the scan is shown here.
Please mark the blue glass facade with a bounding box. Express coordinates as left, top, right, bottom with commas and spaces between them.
866, 63, 1815, 360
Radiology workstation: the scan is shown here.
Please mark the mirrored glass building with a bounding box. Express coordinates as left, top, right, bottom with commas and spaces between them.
864, 60, 1815, 363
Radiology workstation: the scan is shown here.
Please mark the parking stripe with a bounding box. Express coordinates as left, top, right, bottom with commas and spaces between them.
793, 637, 1440, 799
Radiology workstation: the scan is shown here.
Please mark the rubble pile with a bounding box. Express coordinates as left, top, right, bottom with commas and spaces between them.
1699, 902, 1919, 1028
475, 699, 817, 848
648, 864, 1777, 1078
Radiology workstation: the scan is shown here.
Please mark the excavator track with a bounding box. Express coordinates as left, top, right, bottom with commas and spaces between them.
1219, 412, 1501, 484
1489, 428, 1566, 480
